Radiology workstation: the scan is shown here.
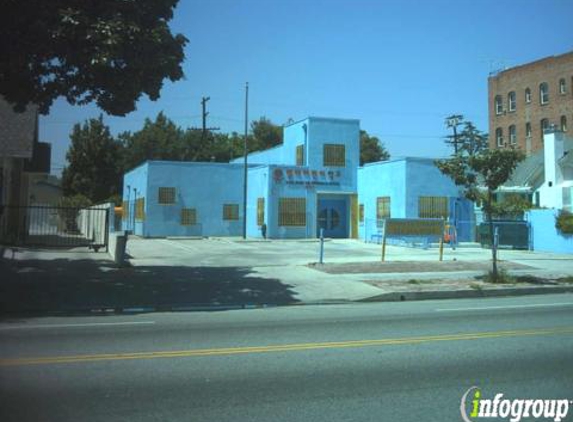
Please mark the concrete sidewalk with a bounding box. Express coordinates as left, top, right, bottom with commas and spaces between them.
1, 239, 572, 314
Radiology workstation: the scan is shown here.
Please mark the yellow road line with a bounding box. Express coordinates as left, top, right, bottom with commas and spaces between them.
2, 326, 572, 367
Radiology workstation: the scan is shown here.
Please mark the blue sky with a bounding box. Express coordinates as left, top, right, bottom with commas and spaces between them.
41, 0, 573, 174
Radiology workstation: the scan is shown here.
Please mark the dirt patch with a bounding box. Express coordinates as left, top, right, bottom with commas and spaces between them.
309, 260, 532, 274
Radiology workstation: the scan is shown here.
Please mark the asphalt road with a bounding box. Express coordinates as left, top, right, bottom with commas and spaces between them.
1, 294, 573, 422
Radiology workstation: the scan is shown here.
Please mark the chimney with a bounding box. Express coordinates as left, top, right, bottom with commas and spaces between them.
542, 126, 565, 208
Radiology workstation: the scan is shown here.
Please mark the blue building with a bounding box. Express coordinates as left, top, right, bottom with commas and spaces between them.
122, 117, 473, 241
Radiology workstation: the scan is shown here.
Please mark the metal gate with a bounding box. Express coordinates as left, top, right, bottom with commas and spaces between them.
0, 205, 109, 250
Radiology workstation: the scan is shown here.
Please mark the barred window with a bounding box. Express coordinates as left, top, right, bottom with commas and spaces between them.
223, 204, 239, 221
296, 145, 304, 166
359, 204, 364, 223
257, 198, 265, 226
376, 197, 391, 223
418, 196, 449, 219
525, 88, 531, 103
181, 208, 197, 226
278, 198, 306, 227
135, 198, 145, 220
158, 187, 176, 204
323, 144, 345, 167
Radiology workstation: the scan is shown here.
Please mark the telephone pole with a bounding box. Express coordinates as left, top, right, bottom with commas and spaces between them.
445, 114, 463, 154
190, 96, 220, 161
191, 96, 220, 139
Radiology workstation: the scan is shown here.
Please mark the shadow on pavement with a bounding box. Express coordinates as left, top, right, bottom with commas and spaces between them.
0, 258, 298, 315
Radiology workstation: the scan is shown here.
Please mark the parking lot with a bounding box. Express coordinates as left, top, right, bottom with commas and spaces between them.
125, 236, 573, 272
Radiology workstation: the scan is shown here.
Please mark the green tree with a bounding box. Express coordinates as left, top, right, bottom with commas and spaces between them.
360, 130, 390, 165
121, 112, 185, 170
435, 148, 525, 280
62, 116, 124, 203
250, 117, 283, 152
0, 0, 187, 115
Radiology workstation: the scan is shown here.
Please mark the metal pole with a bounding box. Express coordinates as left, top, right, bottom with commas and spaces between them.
319, 228, 324, 264
242, 82, 249, 239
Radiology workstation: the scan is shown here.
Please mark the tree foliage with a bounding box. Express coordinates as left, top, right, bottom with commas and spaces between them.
436, 146, 525, 279
0, 0, 187, 115
62, 116, 124, 203
121, 112, 185, 170
250, 117, 283, 152
360, 130, 390, 165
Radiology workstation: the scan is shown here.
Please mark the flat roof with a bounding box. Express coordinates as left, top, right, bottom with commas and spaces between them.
284, 116, 360, 128
489, 50, 573, 79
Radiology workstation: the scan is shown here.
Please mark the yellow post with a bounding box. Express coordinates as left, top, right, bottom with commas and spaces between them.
350, 194, 358, 239
381, 233, 387, 261
439, 236, 444, 261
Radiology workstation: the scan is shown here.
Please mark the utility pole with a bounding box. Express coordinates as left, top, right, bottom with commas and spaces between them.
445, 114, 463, 154
242, 82, 249, 239
190, 96, 220, 160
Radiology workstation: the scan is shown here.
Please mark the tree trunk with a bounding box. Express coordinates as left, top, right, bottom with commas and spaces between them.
486, 190, 498, 280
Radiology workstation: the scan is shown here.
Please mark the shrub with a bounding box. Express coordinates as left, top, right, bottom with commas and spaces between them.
483, 269, 514, 284
555, 209, 573, 236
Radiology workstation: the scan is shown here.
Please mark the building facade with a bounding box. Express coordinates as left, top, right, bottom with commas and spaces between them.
488, 51, 573, 155
122, 117, 472, 240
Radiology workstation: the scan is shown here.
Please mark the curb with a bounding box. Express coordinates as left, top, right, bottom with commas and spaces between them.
359, 285, 573, 302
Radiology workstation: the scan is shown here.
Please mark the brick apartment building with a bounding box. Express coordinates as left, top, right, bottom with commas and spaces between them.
488, 51, 573, 155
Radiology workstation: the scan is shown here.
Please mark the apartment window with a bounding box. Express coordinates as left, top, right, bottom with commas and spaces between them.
278, 198, 306, 226
559, 78, 567, 95
540, 82, 549, 104
158, 187, 176, 204
257, 198, 265, 225
561, 116, 568, 132
296, 145, 304, 166
418, 196, 449, 219
508, 91, 516, 112
495, 127, 504, 147
223, 204, 239, 221
181, 208, 197, 226
323, 144, 346, 167
541, 118, 549, 141
376, 197, 391, 226
509, 125, 516, 145
525, 122, 532, 138
525, 88, 531, 103
135, 198, 145, 220
494, 95, 503, 115
359, 204, 364, 223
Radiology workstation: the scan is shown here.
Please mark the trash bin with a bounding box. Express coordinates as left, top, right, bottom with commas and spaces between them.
114, 231, 128, 266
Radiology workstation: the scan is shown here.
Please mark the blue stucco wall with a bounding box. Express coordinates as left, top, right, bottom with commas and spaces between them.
357, 160, 407, 241
306, 117, 360, 191
528, 209, 573, 253
357, 158, 473, 242
246, 166, 270, 238
122, 162, 149, 236
123, 161, 246, 237
231, 144, 285, 166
